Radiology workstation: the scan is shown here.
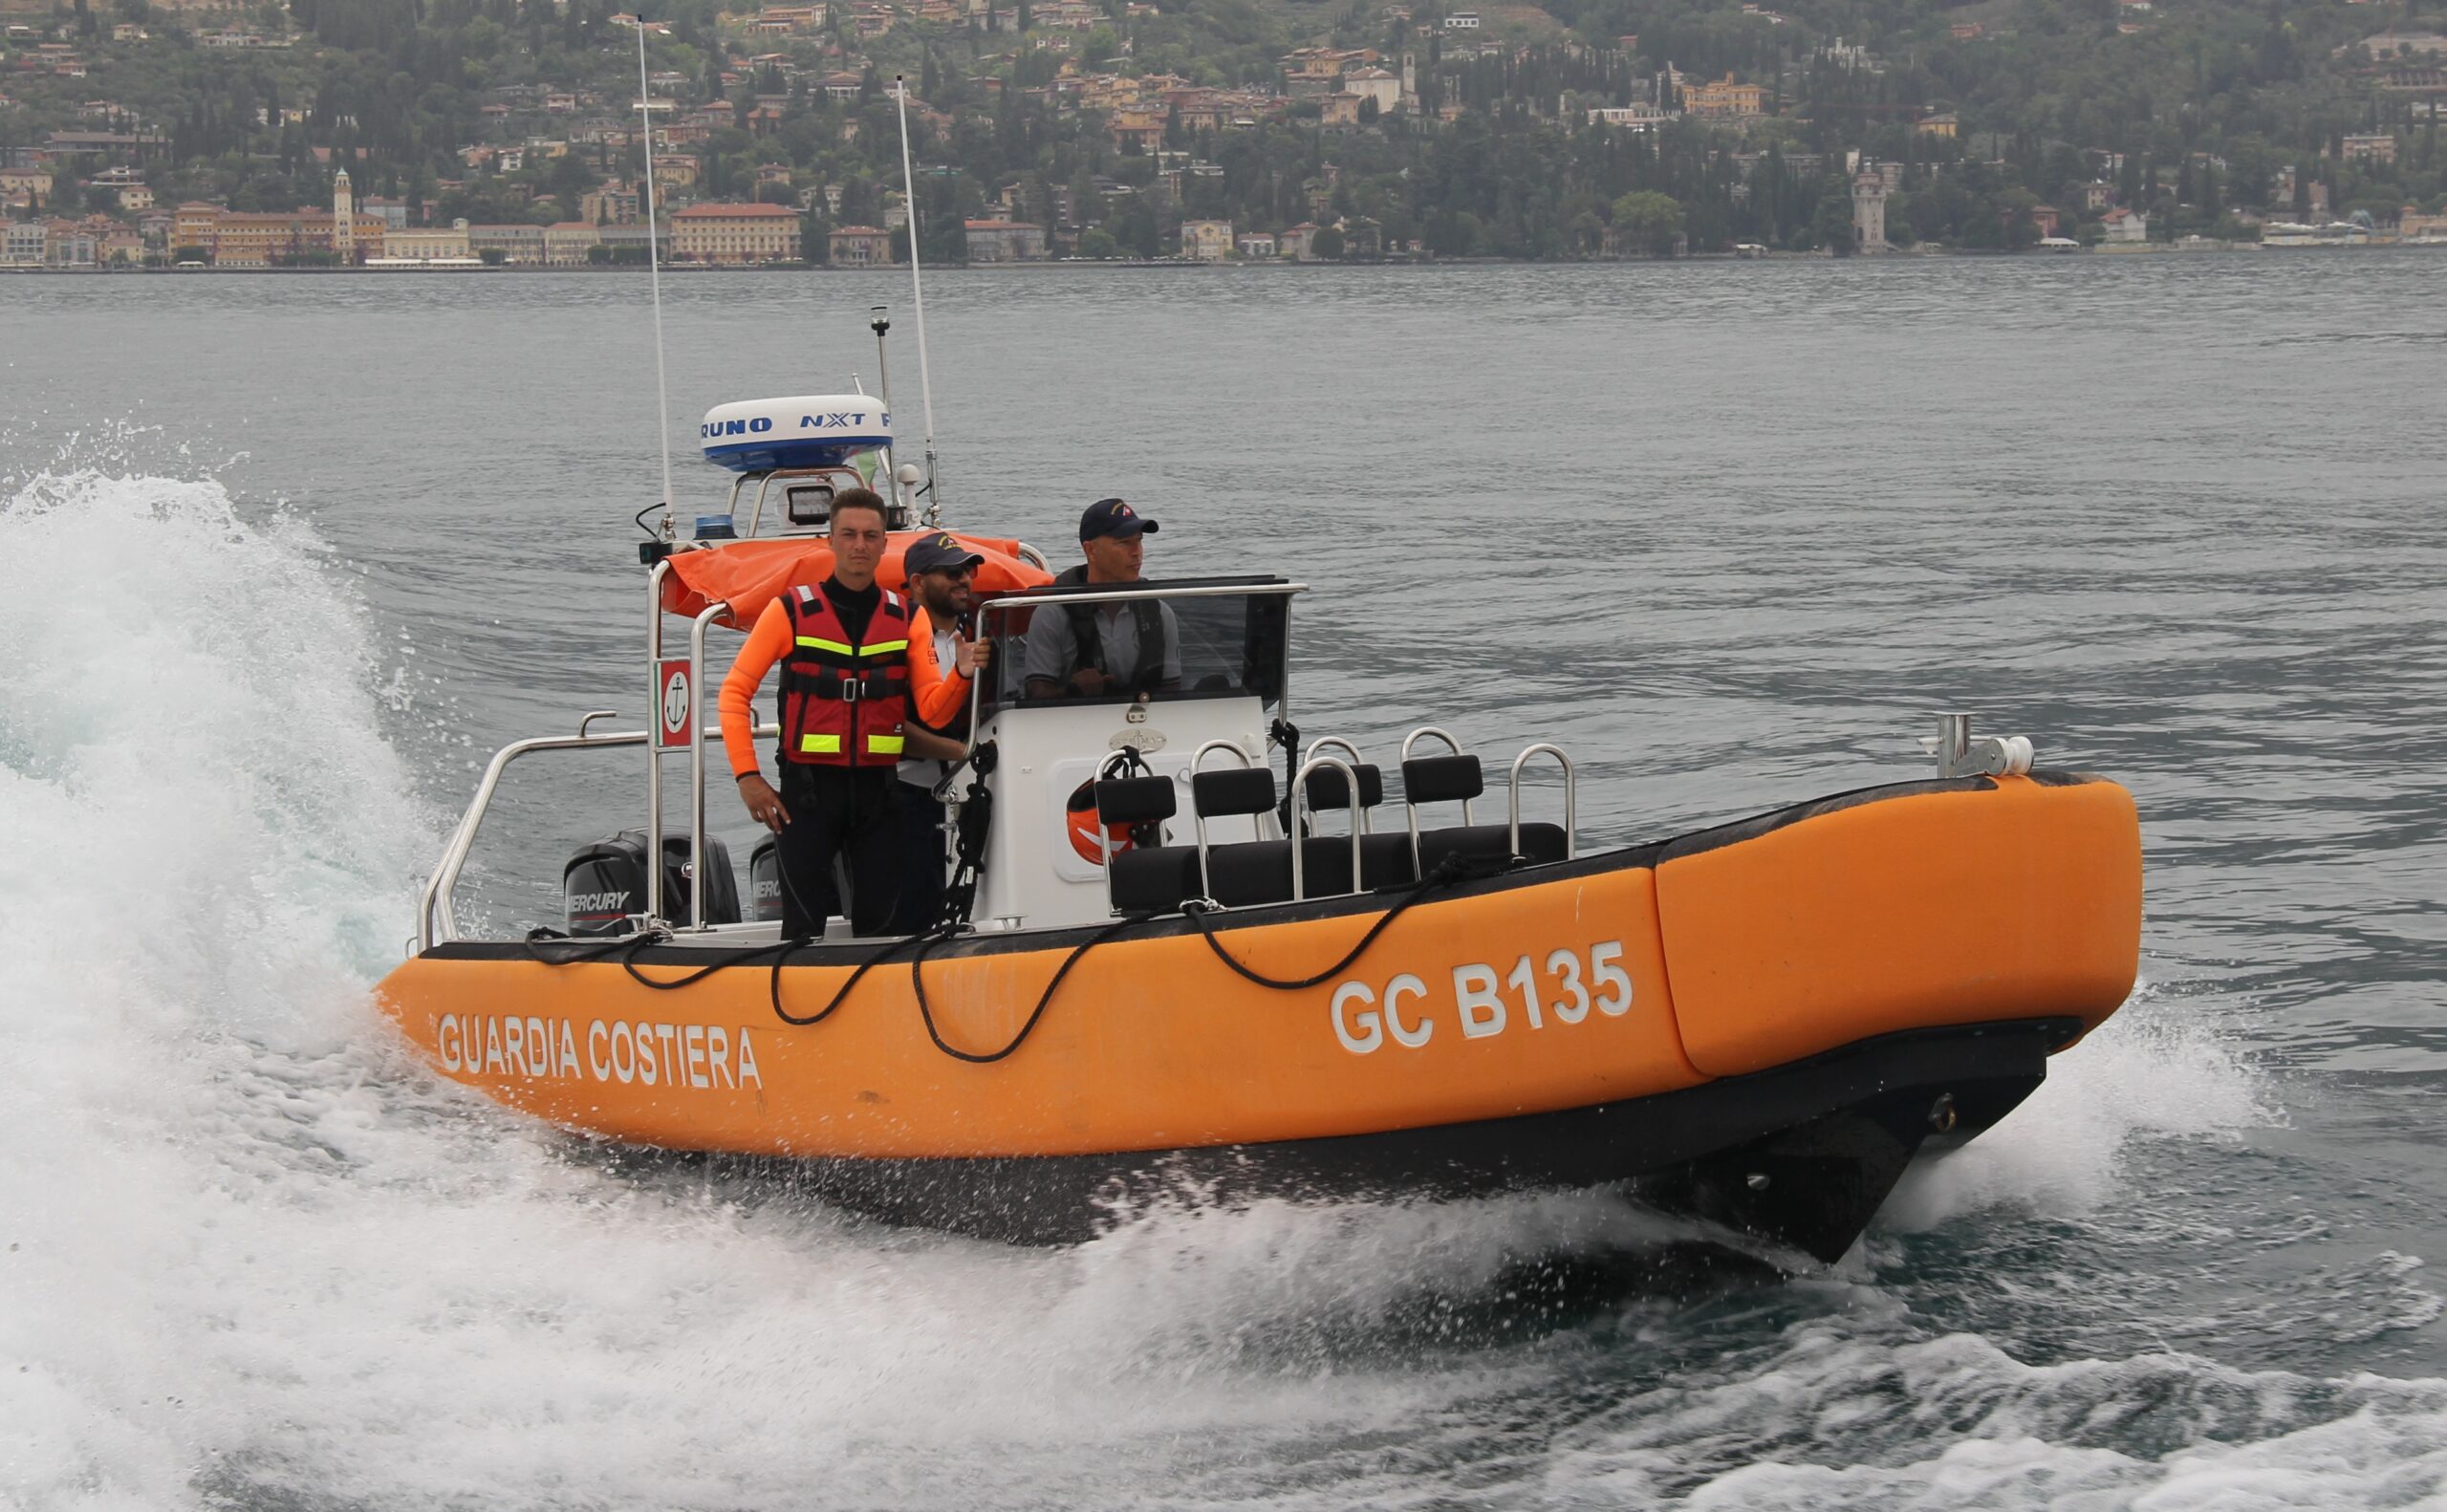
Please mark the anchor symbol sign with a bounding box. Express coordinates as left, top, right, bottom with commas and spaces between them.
656, 659, 694, 749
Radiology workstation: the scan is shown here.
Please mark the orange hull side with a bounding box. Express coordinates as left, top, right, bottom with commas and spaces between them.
375, 864, 1699, 1158
374, 775, 2143, 1159
1655, 775, 2142, 1078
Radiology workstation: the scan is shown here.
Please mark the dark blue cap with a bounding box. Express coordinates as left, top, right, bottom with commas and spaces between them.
903, 531, 985, 575
1080, 497, 1159, 541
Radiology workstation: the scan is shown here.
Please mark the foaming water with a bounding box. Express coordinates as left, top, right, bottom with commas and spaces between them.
0, 470, 1741, 1509
1880, 981, 2279, 1234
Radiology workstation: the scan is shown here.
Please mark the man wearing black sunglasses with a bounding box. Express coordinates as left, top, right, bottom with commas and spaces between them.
890, 532, 992, 931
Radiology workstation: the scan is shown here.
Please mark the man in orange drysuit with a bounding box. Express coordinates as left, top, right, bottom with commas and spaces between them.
719, 489, 982, 939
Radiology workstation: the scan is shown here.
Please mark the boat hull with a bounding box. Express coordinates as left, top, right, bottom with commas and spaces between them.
375, 771, 2141, 1260
691, 1016, 2074, 1262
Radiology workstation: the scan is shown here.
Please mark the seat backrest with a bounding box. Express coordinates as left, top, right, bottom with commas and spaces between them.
1400, 753, 1483, 807
1302, 762, 1384, 812
1192, 767, 1278, 818
1094, 775, 1177, 826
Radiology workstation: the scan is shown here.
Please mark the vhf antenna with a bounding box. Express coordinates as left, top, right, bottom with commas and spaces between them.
637, 14, 675, 538
870, 304, 899, 516
893, 75, 942, 526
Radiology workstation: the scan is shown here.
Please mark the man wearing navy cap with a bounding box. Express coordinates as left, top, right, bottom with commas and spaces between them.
1023, 498, 1180, 700
889, 531, 990, 931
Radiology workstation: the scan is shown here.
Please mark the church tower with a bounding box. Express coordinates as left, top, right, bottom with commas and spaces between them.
1401, 51, 1418, 113
334, 167, 356, 263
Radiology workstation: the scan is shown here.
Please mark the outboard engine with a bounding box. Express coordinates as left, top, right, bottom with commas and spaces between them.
747, 835, 786, 924
562, 831, 740, 934
744, 835, 858, 925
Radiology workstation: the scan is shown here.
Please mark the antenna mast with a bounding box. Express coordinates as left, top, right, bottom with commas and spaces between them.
637, 17, 675, 531
893, 75, 942, 525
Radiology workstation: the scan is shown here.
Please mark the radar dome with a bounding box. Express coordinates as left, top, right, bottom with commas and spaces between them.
699, 396, 892, 473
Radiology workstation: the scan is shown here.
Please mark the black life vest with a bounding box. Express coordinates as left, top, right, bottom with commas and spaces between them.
1051, 565, 1167, 694
777, 582, 911, 767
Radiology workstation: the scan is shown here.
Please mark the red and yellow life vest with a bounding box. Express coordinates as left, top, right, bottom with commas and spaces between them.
777, 583, 912, 767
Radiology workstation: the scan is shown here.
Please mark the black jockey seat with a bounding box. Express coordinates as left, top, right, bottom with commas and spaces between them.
1417, 822, 1570, 875
1300, 761, 1385, 814
1109, 846, 1202, 914
1105, 744, 1570, 917
1108, 759, 1415, 915
1094, 775, 1201, 916
1203, 834, 1420, 905
1400, 749, 1570, 878
1297, 757, 1416, 889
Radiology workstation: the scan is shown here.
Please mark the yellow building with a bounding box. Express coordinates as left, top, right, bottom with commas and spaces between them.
1105, 108, 1165, 151
829, 225, 893, 266
171, 174, 387, 265
174, 202, 222, 252
1681, 74, 1766, 118
545, 221, 602, 264
2403, 205, 2447, 242
1180, 218, 1234, 260
1, 167, 54, 206
380, 222, 475, 261
670, 202, 802, 263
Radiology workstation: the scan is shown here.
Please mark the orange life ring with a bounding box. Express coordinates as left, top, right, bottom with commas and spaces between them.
1065, 780, 1136, 865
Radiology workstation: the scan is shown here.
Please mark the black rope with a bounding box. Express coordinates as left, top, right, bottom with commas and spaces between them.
905, 911, 1150, 1064
522, 926, 649, 966
620, 932, 792, 990
1177, 853, 1472, 991
769, 926, 939, 1026
934, 739, 997, 933
512, 771, 1475, 1064
1268, 717, 1302, 829
754, 814, 942, 1025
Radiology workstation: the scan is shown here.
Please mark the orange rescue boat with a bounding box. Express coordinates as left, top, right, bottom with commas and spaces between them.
374, 396, 2141, 1264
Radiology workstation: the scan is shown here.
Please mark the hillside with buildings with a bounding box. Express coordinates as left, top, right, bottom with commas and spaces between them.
2, 0, 2443, 266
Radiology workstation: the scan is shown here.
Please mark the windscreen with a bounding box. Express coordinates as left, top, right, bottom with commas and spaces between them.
973, 588, 1289, 718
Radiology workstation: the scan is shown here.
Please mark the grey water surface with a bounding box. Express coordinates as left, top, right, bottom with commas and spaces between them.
2, 255, 2442, 1509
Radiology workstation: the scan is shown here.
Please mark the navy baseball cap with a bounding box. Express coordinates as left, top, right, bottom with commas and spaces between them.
903, 531, 985, 575
1080, 497, 1159, 541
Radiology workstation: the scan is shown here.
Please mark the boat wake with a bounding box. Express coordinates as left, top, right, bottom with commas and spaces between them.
1879, 983, 2277, 1234
3, 466, 2436, 1511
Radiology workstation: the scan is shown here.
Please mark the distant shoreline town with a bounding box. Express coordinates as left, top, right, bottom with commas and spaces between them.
9, 162, 2442, 271
6, 0, 2443, 272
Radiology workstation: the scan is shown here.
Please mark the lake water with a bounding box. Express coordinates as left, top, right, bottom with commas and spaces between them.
4, 255, 2444, 1509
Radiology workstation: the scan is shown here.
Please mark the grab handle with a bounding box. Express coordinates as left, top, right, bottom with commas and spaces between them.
1507, 744, 1575, 861
1287, 755, 1364, 902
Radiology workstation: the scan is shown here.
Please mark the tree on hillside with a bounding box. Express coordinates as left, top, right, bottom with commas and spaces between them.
1610, 189, 1684, 257
1813, 189, 1855, 253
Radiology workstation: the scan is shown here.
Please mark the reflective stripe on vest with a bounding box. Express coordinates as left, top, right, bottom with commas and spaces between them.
798, 732, 904, 756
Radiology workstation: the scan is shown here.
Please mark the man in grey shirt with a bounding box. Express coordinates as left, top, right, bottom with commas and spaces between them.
1024, 497, 1182, 700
